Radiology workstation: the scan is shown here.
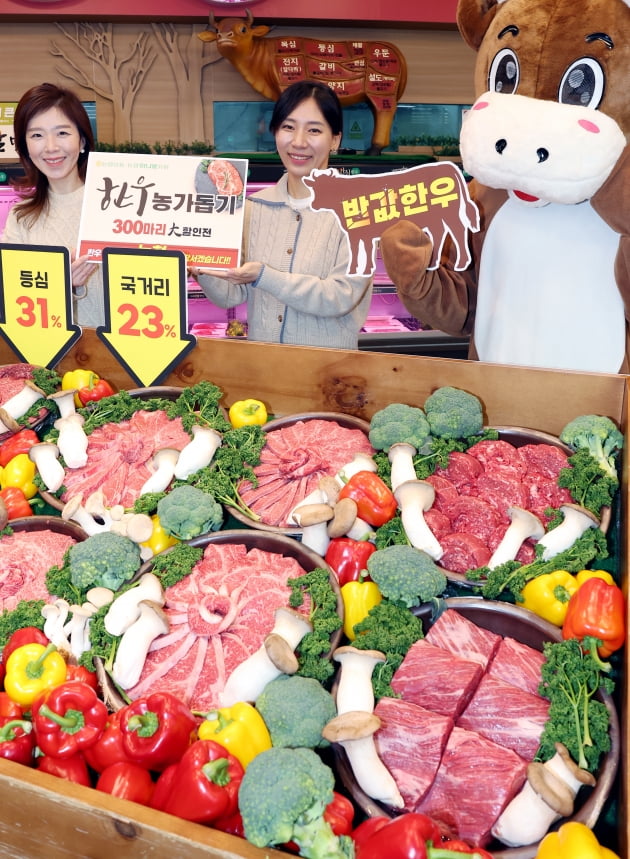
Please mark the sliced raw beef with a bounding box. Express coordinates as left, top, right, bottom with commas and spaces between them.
466, 439, 528, 479
425, 609, 501, 669
435, 451, 483, 495
439, 532, 492, 573
373, 697, 453, 809
518, 443, 570, 479
390, 639, 483, 719
423, 508, 452, 541
487, 637, 546, 697
0, 529, 76, 610
456, 674, 550, 761
415, 726, 527, 846
238, 419, 374, 527
126, 543, 311, 712
60, 410, 192, 508
0, 364, 38, 403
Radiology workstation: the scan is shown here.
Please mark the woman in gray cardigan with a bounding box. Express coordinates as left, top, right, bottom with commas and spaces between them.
190, 81, 373, 350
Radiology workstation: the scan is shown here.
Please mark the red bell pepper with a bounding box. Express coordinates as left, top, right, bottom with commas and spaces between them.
151, 739, 244, 824
32, 680, 108, 758
355, 812, 442, 859
562, 576, 626, 658
338, 471, 397, 527
325, 537, 377, 585
65, 664, 98, 692
0, 429, 39, 468
97, 761, 155, 806
0, 718, 35, 766
37, 751, 92, 786
2, 626, 48, 665
150, 762, 178, 811
83, 710, 135, 773
284, 790, 355, 853
120, 691, 196, 772
0, 692, 25, 726
213, 809, 245, 838
77, 376, 115, 406
0, 487, 33, 520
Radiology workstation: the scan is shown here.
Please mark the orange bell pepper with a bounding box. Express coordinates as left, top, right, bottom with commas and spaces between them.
562, 576, 625, 659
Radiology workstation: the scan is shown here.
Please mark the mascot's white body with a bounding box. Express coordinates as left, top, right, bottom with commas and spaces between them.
380, 0, 630, 373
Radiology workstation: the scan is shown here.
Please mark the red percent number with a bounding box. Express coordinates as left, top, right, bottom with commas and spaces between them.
15, 296, 62, 328
118, 303, 177, 338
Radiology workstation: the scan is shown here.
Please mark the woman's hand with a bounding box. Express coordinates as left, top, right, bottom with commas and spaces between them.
71, 254, 99, 291
190, 262, 263, 285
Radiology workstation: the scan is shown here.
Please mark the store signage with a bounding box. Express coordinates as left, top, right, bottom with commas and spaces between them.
303, 162, 480, 277
0, 244, 81, 367
0, 104, 17, 161
78, 152, 248, 269
97, 248, 196, 388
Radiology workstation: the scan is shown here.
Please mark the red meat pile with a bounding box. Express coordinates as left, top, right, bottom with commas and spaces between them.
127, 542, 312, 712
238, 419, 375, 527
0, 529, 77, 611
372, 609, 549, 846
424, 439, 574, 573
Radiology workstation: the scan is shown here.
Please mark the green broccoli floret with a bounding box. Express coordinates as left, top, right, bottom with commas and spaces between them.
238, 746, 352, 858
255, 674, 336, 750
0, 600, 46, 649
559, 414, 624, 483
68, 532, 142, 592
423, 385, 484, 439
157, 484, 223, 540
368, 402, 431, 452
366, 544, 447, 608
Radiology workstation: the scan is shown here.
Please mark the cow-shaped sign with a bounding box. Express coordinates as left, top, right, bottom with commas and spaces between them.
198, 10, 407, 154
302, 163, 480, 277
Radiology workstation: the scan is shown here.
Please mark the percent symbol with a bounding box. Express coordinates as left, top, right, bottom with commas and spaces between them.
51, 315, 62, 328
164, 324, 176, 338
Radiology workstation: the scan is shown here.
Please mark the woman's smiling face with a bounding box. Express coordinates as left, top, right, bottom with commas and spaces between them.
25, 105, 84, 193
274, 96, 342, 197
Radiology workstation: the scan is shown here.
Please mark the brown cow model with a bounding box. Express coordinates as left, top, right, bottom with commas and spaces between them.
303, 163, 480, 277
198, 10, 407, 154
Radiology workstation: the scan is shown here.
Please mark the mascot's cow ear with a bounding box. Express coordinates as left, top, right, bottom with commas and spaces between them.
457, 0, 500, 51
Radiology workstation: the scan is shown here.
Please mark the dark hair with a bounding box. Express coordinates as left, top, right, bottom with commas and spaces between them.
12, 82, 94, 222
269, 81, 343, 137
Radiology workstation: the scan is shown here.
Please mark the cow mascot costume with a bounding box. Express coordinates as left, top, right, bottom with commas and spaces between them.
380, 0, 630, 373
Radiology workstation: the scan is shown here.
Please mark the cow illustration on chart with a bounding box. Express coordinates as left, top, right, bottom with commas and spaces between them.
199, 10, 407, 154
303, 163, 480, 277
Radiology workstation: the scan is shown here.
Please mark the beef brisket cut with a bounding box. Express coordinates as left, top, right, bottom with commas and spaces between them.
390, 639, 483, 719
425, 609, 501, 669
374, 696, 453, 810
415, 725, 528, 846
456, 674, 550, 761
487, 636, 546, 697
126, 542, 311, 712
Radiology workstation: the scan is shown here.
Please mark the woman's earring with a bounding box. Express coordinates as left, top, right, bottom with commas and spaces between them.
80, 148, 85, 153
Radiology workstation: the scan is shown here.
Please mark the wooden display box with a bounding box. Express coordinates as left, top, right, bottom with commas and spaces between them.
0, 331, 627, 858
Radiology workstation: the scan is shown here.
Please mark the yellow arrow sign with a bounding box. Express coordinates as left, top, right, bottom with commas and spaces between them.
97, 248, 196, 387
0, 244, 82, 367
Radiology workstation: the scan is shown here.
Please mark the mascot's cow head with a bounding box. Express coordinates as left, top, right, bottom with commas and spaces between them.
458, 0, 630, 206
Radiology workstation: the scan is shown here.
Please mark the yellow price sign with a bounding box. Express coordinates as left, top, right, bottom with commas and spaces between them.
97, 248, 196, 387
0, 244, 81, 367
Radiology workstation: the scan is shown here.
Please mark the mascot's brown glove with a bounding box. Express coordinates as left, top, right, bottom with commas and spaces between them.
379, 220, 434, 303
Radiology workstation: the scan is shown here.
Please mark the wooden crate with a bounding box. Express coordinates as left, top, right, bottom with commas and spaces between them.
0, 331, 626, 857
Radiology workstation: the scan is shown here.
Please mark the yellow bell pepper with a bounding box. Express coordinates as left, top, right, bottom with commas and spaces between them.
197, 701, 272, 769
62, 369, 98, 408
4, 642, 67, 707
141, 514, 179, 556
228, 398, 268, 428
0, 453, 38, 499
341, 579, 382, 640
576, 568, 615, 587
517, 569, 579, 626
536, 821, 619, 859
